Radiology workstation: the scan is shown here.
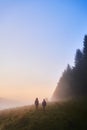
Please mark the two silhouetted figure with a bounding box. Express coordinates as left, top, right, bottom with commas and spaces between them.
34, 98, 47, 110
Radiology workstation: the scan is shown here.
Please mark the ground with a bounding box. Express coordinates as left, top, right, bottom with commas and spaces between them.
0, 100, 87, 130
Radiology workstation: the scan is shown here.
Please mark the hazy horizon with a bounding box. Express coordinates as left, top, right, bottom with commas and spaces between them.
0, 0, 87, 105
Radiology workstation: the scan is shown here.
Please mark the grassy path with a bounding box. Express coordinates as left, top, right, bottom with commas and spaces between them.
0, 100, 87, 130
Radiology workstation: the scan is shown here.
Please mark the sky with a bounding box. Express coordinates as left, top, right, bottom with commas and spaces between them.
0, 0, 87, 103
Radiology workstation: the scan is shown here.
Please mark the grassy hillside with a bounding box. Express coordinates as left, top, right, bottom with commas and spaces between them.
0, 100, 87, 130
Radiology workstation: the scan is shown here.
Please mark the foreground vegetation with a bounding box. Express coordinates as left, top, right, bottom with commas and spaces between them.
0, 100, 87, 130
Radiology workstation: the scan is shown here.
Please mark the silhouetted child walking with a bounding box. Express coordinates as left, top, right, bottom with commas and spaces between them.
42, 99, 46, 111
35, 98, 39, 110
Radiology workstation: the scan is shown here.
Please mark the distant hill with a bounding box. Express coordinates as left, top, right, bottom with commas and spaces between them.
0, 100, 87, 130
52, 35, 87, 101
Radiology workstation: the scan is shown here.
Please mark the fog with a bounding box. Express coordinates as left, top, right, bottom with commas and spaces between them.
0, 99, 33, 110
0, 96, 50, 110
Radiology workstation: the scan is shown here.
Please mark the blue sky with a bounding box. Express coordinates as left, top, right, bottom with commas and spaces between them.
0, 0, 87, 102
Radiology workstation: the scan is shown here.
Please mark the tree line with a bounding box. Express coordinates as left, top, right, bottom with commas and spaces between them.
52, 35, 87, 100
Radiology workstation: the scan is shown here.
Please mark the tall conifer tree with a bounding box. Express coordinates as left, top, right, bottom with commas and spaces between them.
83, 35, 87, 60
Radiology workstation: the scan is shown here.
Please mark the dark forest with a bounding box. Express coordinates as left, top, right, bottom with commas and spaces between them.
52, 35, 87, 100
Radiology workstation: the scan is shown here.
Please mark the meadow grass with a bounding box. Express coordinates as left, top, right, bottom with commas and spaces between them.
0, 100, 87, 130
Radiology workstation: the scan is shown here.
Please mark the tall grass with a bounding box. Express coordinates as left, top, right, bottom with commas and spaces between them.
0, 100, 87, 130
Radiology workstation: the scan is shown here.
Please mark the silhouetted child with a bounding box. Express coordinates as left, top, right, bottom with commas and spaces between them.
35, 98, 39, 110
42, 99, 46, 111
